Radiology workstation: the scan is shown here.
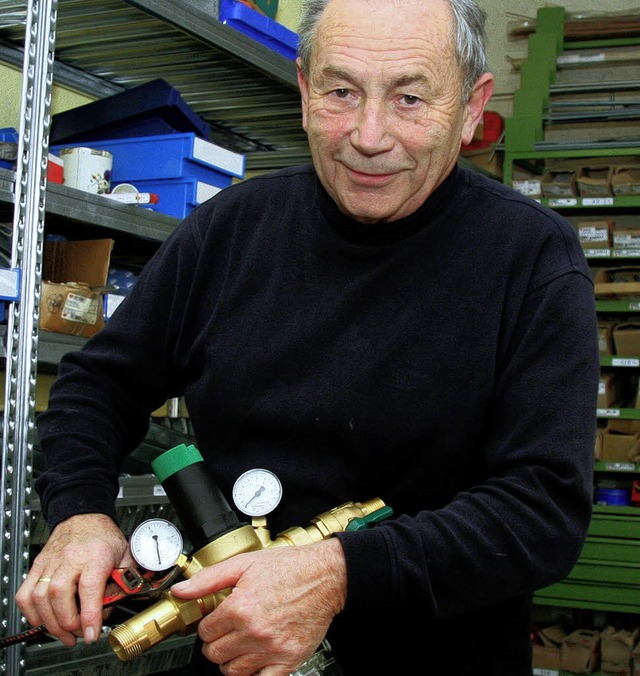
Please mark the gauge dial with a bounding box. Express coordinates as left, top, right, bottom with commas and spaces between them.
232, 468, 283, 517
129, 518, 184, 572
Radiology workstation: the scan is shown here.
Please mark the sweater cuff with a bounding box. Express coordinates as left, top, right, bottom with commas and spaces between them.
40, 482, 119, 531
334, 527, 395, 610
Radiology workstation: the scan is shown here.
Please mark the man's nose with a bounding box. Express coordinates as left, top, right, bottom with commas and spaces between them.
349, 100, 394, 155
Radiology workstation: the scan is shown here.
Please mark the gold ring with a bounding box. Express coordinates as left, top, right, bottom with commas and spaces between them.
37, 577, 52, 583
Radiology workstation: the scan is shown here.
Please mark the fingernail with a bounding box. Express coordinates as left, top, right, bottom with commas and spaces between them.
84, 626, 96, 643
171, 581, 188, 591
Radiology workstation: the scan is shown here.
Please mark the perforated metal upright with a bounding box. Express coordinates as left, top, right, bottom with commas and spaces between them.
0, 1, 57, 673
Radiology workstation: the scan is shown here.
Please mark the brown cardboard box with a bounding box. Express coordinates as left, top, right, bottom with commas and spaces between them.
599, 320, 617, 355
608, 419, 640, 435
595, 267, 640, 299
613, 229, 640, 251
40, 238, 114, 337
533, 625, 566, 670
601, 626, 639, 676
598, 374, 619, 408
612, 165, 640, 197
578, 165, 613, 197
541, 169, 578, 198
561, 629, 600, 674
601, 427, 640, 463
632, 639, 640, 676
613, 323, 640, 356
578, 220, 613, 250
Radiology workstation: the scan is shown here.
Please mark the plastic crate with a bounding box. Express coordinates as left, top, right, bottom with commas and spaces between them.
52, 132, 245, 187
219, 0, 298, 60
50, 78, 210, 144
113, 177, 223, 219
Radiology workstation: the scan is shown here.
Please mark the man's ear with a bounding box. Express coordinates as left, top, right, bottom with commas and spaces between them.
297, 58, 309, 132
460, 73, 495, 147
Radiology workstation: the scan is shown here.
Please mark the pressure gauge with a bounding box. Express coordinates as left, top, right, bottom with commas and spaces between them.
232, 468, 283, 517
129, 518, 184, 572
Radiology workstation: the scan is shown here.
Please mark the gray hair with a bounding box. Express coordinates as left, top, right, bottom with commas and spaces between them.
297, 0, 489, 102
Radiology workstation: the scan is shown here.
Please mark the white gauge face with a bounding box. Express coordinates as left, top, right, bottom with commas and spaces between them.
129, 518, 184, 572
232, 468, 283, 517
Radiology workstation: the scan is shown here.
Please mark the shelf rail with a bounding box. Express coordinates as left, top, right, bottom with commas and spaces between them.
0, 1, 56, 673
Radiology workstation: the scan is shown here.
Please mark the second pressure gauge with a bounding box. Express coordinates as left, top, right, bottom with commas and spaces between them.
129, 518, 184, 572
232, 468, 283, 517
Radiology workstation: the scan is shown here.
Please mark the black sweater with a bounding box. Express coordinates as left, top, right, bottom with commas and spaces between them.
37, 164, 599, 674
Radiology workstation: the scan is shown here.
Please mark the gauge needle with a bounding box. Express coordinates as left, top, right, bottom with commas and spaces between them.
152, 534, 161, 565
245, 485, 264, 508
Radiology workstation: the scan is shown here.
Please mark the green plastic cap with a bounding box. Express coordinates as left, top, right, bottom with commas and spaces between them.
152, 443, 204, 483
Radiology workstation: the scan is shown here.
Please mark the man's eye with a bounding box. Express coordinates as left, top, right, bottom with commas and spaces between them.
401, 95, 421, 105
333, 89, 350, 99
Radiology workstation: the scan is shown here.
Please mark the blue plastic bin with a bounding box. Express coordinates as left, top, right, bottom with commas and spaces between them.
219, 0, 298, 60
50, 79, 210, 144
52, 132, 245, 187
113, 178, 223, 220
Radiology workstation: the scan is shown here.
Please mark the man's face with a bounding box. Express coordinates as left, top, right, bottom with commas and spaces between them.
297, 0, 491, 224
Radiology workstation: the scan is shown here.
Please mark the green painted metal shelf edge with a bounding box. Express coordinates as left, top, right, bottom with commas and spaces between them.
594, 460, 640, 474
535, 579, 640, 611
596, 300, 640, 312
592, 504, 640, 517
566, 37, 640, 49
600, 355, 640, 367
596, 406, 640, 419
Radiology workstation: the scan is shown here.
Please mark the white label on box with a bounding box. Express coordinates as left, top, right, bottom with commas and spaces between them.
583, 197, 613, 206
584, 249, 611, 257
61, 292, 99, 324
533, 669, 559, 676
512, 180, 541, 196
196, 181, 223, 204
579, 227, 608, 243
612, 358, 640, 367
614, 235, 640, 247
117, 486, 124, 498
193, 136, 245, 177
630, 302, 640, 311
0, 267, 20, 300
153, 484, 166, 497
548, 198, 577, 207
598, 381, 606, 395
615, 249, 640, 258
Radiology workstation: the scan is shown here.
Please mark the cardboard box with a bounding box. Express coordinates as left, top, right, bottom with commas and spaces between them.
594, 267, 640, 299
579, 220, 613, 249
561, 629, 600, 674
577, 165, 613, 197
633, 640, 640, 676
612, 165, 640, 196
541, 169, 578, 198
614, 322, 640, 356
598, 320, 617, 355
601, 626, 638, 676
40, 238, 113, 337
613, 229, 640, 250
533, 625, 566, 670
598, 374, 619, 408
601, 427, 640, 463
608, 419, 640, 435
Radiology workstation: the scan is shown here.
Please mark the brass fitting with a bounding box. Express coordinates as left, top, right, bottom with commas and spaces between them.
109, 499, 387, 661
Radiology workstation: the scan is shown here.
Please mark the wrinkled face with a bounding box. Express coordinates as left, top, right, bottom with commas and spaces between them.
298, 0, 491, 224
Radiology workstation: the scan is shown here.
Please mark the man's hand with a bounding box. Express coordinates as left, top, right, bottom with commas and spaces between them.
15, 513, 129, 646
171, 537, 347, 676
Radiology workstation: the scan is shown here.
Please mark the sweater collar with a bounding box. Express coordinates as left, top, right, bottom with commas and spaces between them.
316, 164, 463, 246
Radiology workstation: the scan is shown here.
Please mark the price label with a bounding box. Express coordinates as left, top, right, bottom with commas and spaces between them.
548, 198, 577, 207
604, 462, 635, 472
584, 249, 610, 258
597, 408, 620, 417
582, 197, 614, 207
533, 669, 559, 676
611, 358, 640, 367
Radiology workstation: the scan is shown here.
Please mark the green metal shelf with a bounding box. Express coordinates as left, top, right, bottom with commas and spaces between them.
596, 300, 640, 313
600, 355, 640, 367
597, 407, 640, 420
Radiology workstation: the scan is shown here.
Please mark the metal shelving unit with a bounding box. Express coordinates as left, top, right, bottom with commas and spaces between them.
503, 7, 640, 625
0, 1, 307, 673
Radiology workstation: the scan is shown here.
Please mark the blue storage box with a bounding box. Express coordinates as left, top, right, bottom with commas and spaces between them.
113, 178, 223, 220
50, 79, 210, 144
52, 132, 245, 188
219, 0, 298, 60
0, 127, 18, 169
